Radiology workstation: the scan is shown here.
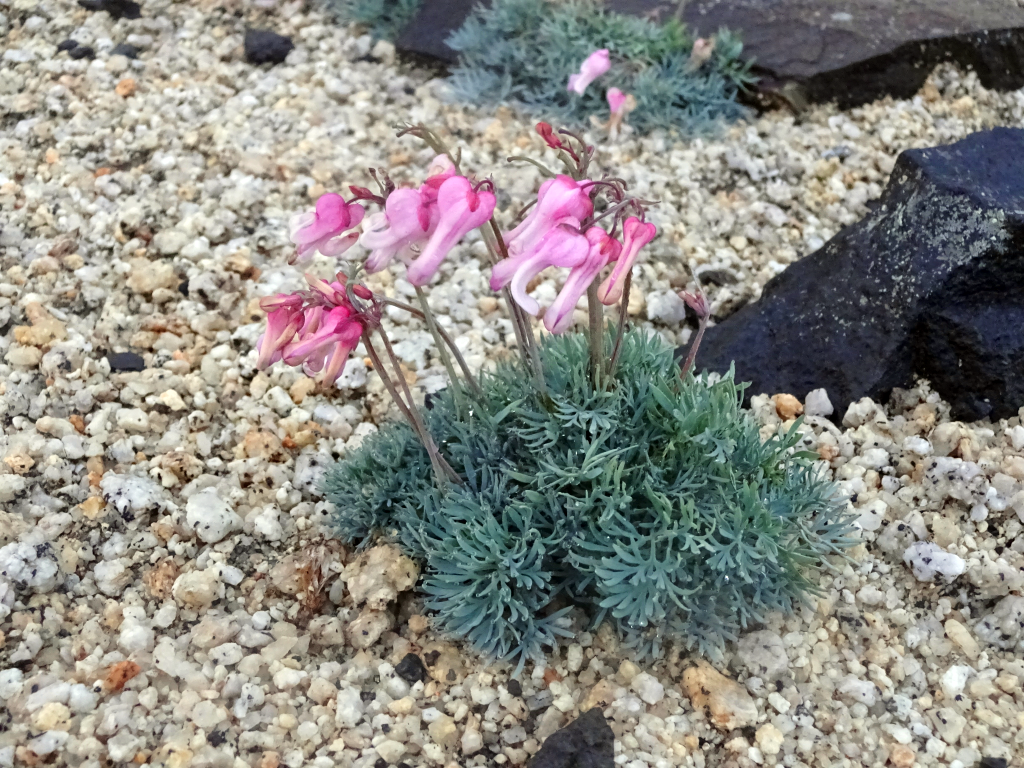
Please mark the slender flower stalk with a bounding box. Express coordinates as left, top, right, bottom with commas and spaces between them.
680, 288, 711, 378
415, 285, 467, 416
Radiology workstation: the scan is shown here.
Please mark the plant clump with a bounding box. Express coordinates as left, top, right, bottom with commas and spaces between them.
254, 121, 851, 672
324, 328, 853, 668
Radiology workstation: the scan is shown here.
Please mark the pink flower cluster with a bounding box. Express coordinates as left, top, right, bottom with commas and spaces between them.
256, 274, 367, 386
491, 175, 656, 333
361, 157, 497, 286
288, 155, 497, 288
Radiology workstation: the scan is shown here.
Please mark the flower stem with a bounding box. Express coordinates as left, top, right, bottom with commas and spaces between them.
587, 282, 604, 390
681, 311, 710, 380
363, 331, 459, 488
414, 285, 466, 417
607, 272, 632, 381
377, 297, 482, 397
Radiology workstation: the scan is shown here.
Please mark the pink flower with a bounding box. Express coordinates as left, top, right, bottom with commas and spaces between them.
255, 275, 368, 387
491, 224, 591, 316
406, 176, 496, 287
256, 293, 304, 369
283, 304, 364, 385
607, 87, 628, 115
289, 193, 365, 265
544, 227, 622, 334
597, 217, 657, 305
504, 175, 593, 258
567, 49, 611, 95
360, 188, 433, 273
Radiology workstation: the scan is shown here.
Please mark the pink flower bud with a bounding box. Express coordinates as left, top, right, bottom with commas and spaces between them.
606, 87, 628, 115
597, 217, 657, 305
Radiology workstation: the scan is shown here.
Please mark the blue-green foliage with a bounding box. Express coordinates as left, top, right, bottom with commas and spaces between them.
447, 0, 755, 135
324, 329, 853, 670
327, 0, 422, 41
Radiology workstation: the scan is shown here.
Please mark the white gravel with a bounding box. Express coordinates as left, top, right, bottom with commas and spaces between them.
2, 1, 1024, 767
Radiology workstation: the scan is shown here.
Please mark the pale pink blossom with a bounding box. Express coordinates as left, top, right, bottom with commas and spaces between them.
568, 49, 611, 95
504, 175, 593, 258
289, 193, 365, 265
491, 224, 591, 316
407, 176, 496, 286
360, 188, 433, 273
597, 216, 657, 305
544, 227, 622, 334
687, 37, 715, 72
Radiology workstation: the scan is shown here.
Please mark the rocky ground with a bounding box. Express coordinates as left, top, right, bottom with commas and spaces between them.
2, 1, 1024, 767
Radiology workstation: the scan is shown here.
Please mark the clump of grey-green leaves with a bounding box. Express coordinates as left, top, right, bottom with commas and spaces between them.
328, 0, 755, 136
321, 127, 852, 671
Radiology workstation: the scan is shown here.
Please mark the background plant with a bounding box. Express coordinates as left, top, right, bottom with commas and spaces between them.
448, 0, 753, 134
324, 328, 854, 670
326, 0, 755, 136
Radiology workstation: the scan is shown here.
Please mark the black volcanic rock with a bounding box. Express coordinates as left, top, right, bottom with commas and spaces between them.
107, 352, 146, 372
244, 29, 295, 66
529, 708, 614, 768
681, 128, 1024, 423
78, 0, 141, 20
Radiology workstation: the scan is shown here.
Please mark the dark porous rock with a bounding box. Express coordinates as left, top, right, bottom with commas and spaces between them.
394, 653, 427, 684
77, 0, 141, 20
111, 43, 139, 59
244, 28, 295, 65
394, 0, 481, 62
681, 128, 1024, 423
529, 708, 614, 768
679, 0, 1024, 108
69, 46, 96, 60
107, 351, 146, 372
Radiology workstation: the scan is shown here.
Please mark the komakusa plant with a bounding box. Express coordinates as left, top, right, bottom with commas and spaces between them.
255, 122, 853, 671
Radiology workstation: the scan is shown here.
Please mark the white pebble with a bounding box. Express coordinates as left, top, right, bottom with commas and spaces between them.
630, 672, 665, 705
903, 542, 966, 582
186, 491, 242, 543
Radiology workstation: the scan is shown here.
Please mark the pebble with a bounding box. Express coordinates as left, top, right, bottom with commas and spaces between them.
185, 491, 242, 543
682, 662, 758, 731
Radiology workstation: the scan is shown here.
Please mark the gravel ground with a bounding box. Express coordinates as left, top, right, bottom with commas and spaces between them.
2, 1, 1024, 767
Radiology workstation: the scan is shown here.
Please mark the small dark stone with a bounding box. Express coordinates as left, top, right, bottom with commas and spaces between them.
207, 730, 227, 747
507, 679, 523, 697
111, 43, 139, 59
77, 0, 141, 20
178, 280, 190, 296
681, 128, 1024, 423
529, 708, 614, 768
693, 267, 739, 286
57, 39, 79, 52
244, 28, 294, 65
360, 690, 376, 703
69, 46, 96, 60
395, 653, 428, 685
979, 759, 1008, 768
107, 351, 146, 372
374, 759, 387, 768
